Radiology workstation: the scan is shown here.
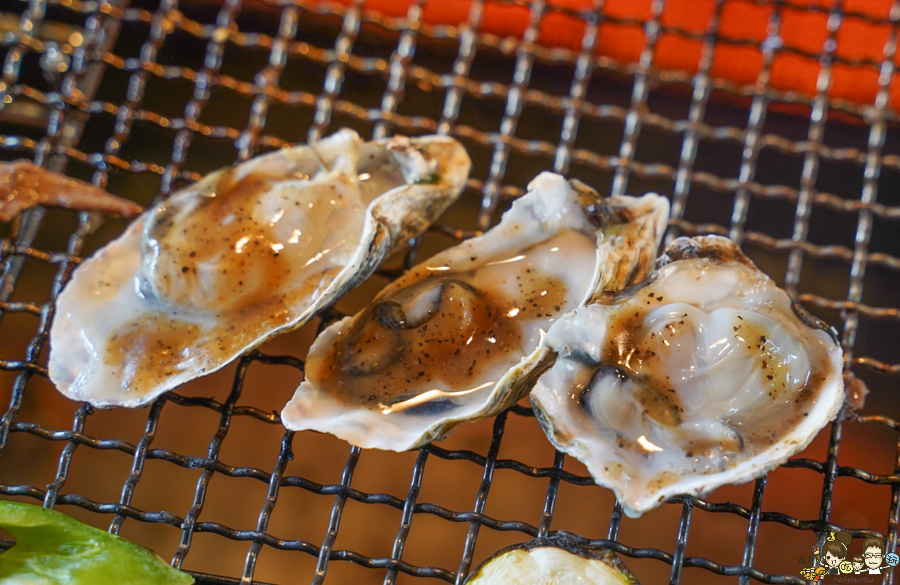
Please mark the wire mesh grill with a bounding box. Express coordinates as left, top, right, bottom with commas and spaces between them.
0, 0, 898, 583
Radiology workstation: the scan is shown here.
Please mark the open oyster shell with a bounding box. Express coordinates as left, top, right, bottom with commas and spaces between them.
530, 235, 845, 517
464, 536, 639, 585
49, 129, 470, 407
282, 172, 669, 450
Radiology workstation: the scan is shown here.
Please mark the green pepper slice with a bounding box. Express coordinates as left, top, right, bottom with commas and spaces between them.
0, 500, 193, 585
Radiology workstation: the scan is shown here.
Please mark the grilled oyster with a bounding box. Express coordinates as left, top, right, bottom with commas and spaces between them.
530, 235, 845, 517
49, 129, 470, 407
464, 536, 639, 585
281, 172, 669, 450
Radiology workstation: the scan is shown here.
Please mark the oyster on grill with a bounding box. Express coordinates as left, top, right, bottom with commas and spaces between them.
464, 536, 639, 585
530, 235, 845, 517
49, 129, 470, 407
281, 172, 669, 450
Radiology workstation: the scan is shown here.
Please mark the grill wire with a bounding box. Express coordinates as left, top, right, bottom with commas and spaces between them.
0, 0, 899, 584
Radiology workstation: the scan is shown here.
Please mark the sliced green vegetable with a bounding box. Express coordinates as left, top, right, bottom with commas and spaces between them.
0, 500, 193, 585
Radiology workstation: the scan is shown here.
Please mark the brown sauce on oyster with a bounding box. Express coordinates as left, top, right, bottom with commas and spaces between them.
311, 266, 569, 409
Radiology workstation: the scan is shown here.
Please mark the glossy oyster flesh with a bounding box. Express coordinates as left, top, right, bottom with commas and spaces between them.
530, 235, 845, 517
49, 129, 471, 407
464, 536, 639, 585
282, 172, 669, 450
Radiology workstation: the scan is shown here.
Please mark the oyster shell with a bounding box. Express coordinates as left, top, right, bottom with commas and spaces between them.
464, 536, 639, 585
530, 235, 845, 517
49, 129, 470, 407
281, 172, 669, 450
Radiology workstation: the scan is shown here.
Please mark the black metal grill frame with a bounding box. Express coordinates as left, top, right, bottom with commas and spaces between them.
0, 0, 898, 583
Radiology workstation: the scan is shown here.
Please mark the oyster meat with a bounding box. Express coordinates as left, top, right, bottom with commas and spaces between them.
464, 536, 639, 585
530, 235, 845, 517
49, 129, 470, 407
282, 172, 669, 450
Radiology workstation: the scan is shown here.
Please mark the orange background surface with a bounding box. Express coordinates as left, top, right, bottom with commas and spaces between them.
312, 0, 900, 109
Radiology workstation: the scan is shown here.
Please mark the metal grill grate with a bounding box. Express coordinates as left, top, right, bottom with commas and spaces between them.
0, 0, 898, 583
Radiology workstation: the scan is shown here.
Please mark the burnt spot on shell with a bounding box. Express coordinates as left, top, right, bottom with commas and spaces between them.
568, 179, 636, 230
658, 235, 756, 269
589, 277, 653, 306
463, 534, 639, 584
584, 203, 635, 230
